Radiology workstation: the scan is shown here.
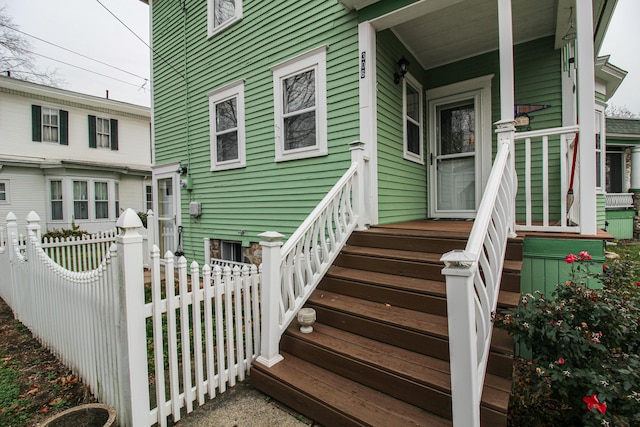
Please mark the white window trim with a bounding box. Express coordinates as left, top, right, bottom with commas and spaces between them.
46, 177, 121, 223
208, 80, 246, 171
272, 45, 328, 162
42, 107, 60, 144
595, 104, 605, 193
0, 180, 9, 204
403, 73, 424, 164
47, 179, 64, 222
94, 181, 110, 220
96, 117, 111, 149
207, 0, 242, 38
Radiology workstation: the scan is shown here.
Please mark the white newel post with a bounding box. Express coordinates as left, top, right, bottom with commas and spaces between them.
204, 237, 211, 266
5, 212, 18, 315
495, 122, 517, 237
441, 251, 480, 427
26, 211, 42, 242
350, 141, 367, 230
256, 231, 284, 367
115, 209, 150, 427
146, 209, 156, 247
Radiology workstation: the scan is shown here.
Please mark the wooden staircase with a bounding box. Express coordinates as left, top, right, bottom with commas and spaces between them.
251, 220, 522, 426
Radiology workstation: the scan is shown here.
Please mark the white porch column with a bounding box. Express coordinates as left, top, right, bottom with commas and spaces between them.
497, 0, 515, 123
576, 0, 597, 235
631, 147, 640, 192
358, 21, 377, 225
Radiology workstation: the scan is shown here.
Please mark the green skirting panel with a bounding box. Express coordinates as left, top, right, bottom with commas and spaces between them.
605, 209, 635, 240
521, 237, 605, 296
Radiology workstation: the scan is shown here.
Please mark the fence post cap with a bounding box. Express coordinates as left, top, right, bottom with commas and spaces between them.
258, 231, 284, 242
116, 208, 143, 231
146, 209, 154, 216
6, 212, 17, 222
26, 211, 41, 223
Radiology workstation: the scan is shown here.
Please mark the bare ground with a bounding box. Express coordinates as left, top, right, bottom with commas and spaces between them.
0, 297, 96, 426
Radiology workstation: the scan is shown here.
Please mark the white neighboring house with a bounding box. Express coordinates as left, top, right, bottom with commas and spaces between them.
0, 76, 152, 233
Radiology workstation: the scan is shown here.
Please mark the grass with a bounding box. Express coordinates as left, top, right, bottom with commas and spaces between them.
0, 360, 31, 427
607, 240, 640, 261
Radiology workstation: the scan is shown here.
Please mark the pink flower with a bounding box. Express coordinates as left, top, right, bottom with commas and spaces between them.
578, 251, 592, 261
565, 254, 578, 264
557, 357, 565, 365
583, 394, 607, 414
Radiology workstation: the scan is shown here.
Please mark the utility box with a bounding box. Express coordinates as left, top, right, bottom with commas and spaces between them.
189, 201, 202, 217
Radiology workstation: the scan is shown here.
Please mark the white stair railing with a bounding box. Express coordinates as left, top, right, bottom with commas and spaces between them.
514, 125, 580, 232
441, 124, 517, 427
257, 142, 366, 367
605, 193, 634, 209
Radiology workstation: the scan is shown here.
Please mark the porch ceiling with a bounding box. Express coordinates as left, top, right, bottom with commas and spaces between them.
382, 0, 608, 71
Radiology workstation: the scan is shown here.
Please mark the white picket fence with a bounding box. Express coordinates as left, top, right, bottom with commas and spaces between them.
41, 230, 118, 271
0, 209, 261, 427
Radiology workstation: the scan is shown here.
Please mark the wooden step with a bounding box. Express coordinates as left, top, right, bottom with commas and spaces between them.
306, 290, 514, 371
323, 266, 521, 314
251, 352, 454, 427
281, 323, 510, 423
307, 290, 450, 360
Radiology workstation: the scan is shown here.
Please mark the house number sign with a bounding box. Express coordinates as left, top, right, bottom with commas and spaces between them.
360, 51, 366, 78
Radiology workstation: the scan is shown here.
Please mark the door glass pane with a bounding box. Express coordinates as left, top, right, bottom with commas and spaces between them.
437, 157, 475, 211
157, 177, 175, 255
438, 103, 475, 155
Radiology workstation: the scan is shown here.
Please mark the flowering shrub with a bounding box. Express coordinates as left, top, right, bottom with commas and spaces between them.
497, 252, 640, 426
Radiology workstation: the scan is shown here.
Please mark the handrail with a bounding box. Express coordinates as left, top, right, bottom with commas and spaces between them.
514, 125, 580, 233
441, 125, 516, 426
278, 161, 360, 333
605, 193, 634, 209
257, 142, 366, 367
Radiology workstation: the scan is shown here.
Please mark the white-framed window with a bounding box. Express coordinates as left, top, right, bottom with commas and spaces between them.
595, 107, 605, 192
403, 74, 424, 164
0, 181, 8, 204
96, 118, 111, 149
42, 107, 59, 143
95, 182, 109, 219
50, 180, 63, 220
207, 0, 242, 37
208, 80, 246, 171
221, 240, 243, 262
145, 185, 153, 211
73, 180, 89, 220
272, 46, 327, 162
114, 182, 120, 217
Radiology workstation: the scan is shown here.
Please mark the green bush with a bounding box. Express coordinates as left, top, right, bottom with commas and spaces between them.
41, 223, 89, 241
496, 252, 640, 426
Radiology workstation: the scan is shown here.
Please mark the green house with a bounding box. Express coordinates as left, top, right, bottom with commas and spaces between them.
145, 0, 626, 425
604, 116, 640, 240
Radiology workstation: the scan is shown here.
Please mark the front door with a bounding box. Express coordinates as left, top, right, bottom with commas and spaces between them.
428, 76, 492, 219
153, 164, 181, 256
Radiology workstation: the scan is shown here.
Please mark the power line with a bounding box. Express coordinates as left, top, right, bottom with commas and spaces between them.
94, 0, 185, 80
0, 22, 149, 81
26, 49, 147, 90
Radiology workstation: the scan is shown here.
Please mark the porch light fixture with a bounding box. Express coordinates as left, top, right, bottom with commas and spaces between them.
394, 56, 410, 84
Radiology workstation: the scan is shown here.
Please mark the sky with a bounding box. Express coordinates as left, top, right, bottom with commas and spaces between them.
1, 0, 639, 113
2, 0, 151, 107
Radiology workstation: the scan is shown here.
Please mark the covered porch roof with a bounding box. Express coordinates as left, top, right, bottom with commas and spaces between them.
341, 0, 616, 70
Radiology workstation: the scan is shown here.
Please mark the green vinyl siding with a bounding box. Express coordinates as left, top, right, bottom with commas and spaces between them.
376, 30, 427, 224
597, 193, 606, 229
521, 237, 605, 296
605, 209, 635, 240
151, 0, 359, 262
